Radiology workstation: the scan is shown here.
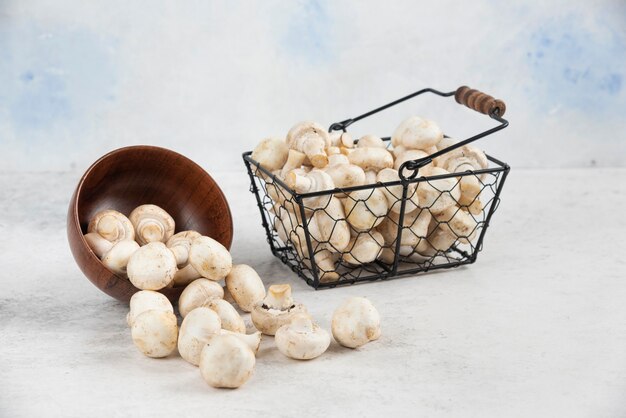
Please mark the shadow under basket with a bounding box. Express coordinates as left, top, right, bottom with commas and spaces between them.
243, 86, 511, 289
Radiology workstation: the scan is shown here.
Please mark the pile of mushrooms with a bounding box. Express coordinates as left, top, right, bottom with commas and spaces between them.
251, 117, 489, 278
128, 282, 380, 389
85, 205, 381, 389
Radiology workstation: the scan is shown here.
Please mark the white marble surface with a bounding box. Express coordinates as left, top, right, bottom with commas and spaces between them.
1, 168, 625, 418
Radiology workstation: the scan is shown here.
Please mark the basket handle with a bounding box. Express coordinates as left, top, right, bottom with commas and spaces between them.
455, 86, 506, 116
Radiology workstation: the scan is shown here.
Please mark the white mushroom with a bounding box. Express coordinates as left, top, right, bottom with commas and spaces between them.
177, 307, 222, 366
347, 147, 393, 173
460, 197, 484, 215
87, 209, 135, 244
343, 188, 389, 231
126, 242, 177, 290
101, 240, 140, 275
178, 278, 225, 318
127, 290, 173, 327
416, 222, 458, 256
166, 230, 201, 266
313, 249, 340, 283
307, 197, 350, 252
329, 131, 354, 148
129, 204, 175, 246
220, 329, 262, 355
377, 208, 432, 248
172, 264, 203, 287
416, 166, 461, 214
357, 134, 386, 149
391, 116, 443, 150
286, 121, 331, 168
251, 284, 308, 336
279, 149, 307, 180
225, 264, 266, 313
331, 297, 381, 348
251, 137, 289, 171
433, 205, 478, 243
275, 313, 330, 360
436, 137, 458, 151
83, 232, 114, 258
376, 168, 419, 214
393, 149, 428, 171
343, 231, 384, 265
130, 309, 178, 358
437, 144, 488, 178
207, 299, 246, 333
364, 170, 377, 184
323, 154, 366, 190
188, 236, 233, 281
286, 169, 334, 209
199, 334, 256, 389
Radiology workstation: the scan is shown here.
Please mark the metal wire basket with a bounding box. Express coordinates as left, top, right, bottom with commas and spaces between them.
243, 86, 510, 288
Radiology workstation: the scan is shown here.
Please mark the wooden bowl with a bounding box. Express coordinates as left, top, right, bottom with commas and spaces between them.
67, 145, 233, 303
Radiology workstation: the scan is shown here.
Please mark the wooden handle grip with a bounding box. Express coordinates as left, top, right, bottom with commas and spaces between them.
455, 86, 506, 116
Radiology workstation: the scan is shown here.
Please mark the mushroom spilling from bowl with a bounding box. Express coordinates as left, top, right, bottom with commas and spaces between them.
84, 204, 381, 389
250, 117, 490, 282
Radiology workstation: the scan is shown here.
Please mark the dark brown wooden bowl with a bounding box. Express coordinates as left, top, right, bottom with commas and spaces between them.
67, 145, 233, 303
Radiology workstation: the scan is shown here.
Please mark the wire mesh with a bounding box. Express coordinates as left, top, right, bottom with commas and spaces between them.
244, 149, 508, 289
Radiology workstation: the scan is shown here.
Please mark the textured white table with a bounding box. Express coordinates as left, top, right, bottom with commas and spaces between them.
1, 168, 625, 418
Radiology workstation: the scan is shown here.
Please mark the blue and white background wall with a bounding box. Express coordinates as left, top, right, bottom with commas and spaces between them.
0, 0, 624, 172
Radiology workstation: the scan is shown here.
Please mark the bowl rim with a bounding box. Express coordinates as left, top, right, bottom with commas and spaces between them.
71, 144, 234, 282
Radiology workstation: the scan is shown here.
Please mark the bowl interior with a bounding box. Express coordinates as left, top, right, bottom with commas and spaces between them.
70, 145, 232, 301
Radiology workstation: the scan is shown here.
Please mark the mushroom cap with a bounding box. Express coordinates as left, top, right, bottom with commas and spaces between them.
178, 278, 225, 318
286, 122, 330, 168
347, 147, 393, 172
416, 166, 461, 214
357, 134, 386, 149
127, 242, 177, 290
225, 264, 266, 313
131, 310, 178, 358
391, 116, 443, 150
188, 236, 233, 281
324, 159, 366, 190
275, 314, 330, 360
172, 263, 202, 287
199, 334, 256, 389
251, 137, 289, 171
343, 231, 384, 265
377, 208, 431, 248
101, 240, 140, 275
434, 205, 478, 244
87, 209, 135, 244
127, 290, 174, 327
376, 167, 419, 214
207, 299, 246, 333
331, 297, 381, 348
251, 303, 308, 336
308, 198, 351, 252
286, 121, 331, 149
178, 307, 222, 366
393, 149, 429, 171
129, 204, 176, 246
437, 145, 488, 180
166, 230, 202, 266
83, 232, 114, 259
343, 188, 389, 232
251, 284, 308, 336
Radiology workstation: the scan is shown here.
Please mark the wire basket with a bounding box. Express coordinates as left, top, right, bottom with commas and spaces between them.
243, 86, 510, 288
